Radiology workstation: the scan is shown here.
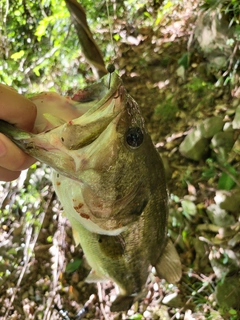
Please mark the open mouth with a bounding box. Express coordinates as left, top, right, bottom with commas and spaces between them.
60, 73, 124, 150
0, 72, 126, 180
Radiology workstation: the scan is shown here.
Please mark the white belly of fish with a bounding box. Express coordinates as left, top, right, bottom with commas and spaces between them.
52, 170, 127, 236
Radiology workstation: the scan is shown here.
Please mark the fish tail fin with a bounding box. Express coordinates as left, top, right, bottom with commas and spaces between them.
154, 238, 182, 283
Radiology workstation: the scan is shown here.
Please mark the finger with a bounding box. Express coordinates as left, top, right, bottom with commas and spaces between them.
0, 84, 37, 131
0, 134, 35, 172
0, 167, 21, 182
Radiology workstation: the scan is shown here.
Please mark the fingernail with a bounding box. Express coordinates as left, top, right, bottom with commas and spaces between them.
0, 139, 7, 157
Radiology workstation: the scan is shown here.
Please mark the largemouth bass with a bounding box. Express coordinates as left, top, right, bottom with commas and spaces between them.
0, 72, 181, 311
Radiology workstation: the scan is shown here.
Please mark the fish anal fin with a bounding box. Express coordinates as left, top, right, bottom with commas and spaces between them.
155, 238, 182, 283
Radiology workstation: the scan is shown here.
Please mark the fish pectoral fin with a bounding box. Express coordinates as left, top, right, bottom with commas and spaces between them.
43, 113, 66, 127
71, 226, 81, 246
85, 270, 107, 283
155, 238, 182, 283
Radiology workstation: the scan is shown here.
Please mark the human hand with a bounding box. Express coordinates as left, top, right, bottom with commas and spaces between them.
0, 84, 37, 181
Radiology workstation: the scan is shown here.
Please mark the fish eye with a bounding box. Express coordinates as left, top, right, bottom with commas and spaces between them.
126, 127, 144, 148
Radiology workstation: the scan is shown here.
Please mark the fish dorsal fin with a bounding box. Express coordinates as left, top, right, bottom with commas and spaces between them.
155, 238, 182, 283
43, 113, 66, 127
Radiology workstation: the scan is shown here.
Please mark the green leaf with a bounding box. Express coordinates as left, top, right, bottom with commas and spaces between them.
46, 236, 53, 243
229, 309, 237, 315
7, 248, 18, 255
113, 34, 121, 41
10, 50, 25, 61
129, 314, 143, 320
178, 52, 189, 68
218, 166, 236, 190
65, 259, 82, 273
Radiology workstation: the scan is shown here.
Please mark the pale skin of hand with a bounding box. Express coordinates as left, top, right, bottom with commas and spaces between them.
0, 84, 37, 181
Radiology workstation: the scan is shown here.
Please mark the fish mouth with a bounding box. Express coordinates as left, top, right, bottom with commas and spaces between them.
59, 72, 125, 151
0, 72, 126, 176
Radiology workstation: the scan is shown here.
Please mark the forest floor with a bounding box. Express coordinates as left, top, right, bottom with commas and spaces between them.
0, 1, 239, 319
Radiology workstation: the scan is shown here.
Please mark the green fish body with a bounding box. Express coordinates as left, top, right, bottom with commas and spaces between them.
0, 72, 181, 311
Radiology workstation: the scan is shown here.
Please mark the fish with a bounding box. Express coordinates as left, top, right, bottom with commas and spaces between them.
0, 71, 182, 311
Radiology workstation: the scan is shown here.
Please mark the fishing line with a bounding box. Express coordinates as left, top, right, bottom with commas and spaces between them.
105, 0, 116, 88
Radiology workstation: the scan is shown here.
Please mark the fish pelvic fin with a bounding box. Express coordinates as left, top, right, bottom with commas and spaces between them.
71, 225, 81, 246
111, 289, 147, 312
155, 238, 182, 283
110, 295, 135, 312
85, 270, 108, 283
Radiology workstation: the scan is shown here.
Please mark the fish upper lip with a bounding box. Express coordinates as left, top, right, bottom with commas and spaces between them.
59, 75, 125, 150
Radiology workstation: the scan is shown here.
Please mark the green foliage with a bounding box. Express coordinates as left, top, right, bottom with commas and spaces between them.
129, 314, 143, 320
217, 165, 236, 190
155, 0, 175, 25
200, 0, 240, 85
0, 0, 179, 93
65, 258, 82, 273
202, 158, 216, 179
201, 0, 240, 27
155, 95, 178, 120
178, 52, 190, 69
202, 159, 237, 191
0, 0, 104, 93
185, 77, 214, 93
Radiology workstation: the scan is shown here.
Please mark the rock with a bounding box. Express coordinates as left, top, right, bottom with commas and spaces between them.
232, 105, 240, 129
206, 204, 235, 227
198, 116, 224, 138
232, 99, 240, 108
176, 65, 185, 81
209, 248, 239, 279
162, 292, 182, 307
223, 122, 233, 131
192, 10, 234, 70
181, 199, 197, 218
179, 117, 225, 161
211, 131, 235, 162
214, 190, 240, 213
179, 128, 208, 161
215, 275, 240, 309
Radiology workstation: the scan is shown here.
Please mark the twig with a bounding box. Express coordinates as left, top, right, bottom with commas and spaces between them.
43, 213, 67, 320
97, 282, 108, 320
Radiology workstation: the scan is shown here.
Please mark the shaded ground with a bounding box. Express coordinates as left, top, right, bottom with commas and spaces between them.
0, 1, 239, 319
